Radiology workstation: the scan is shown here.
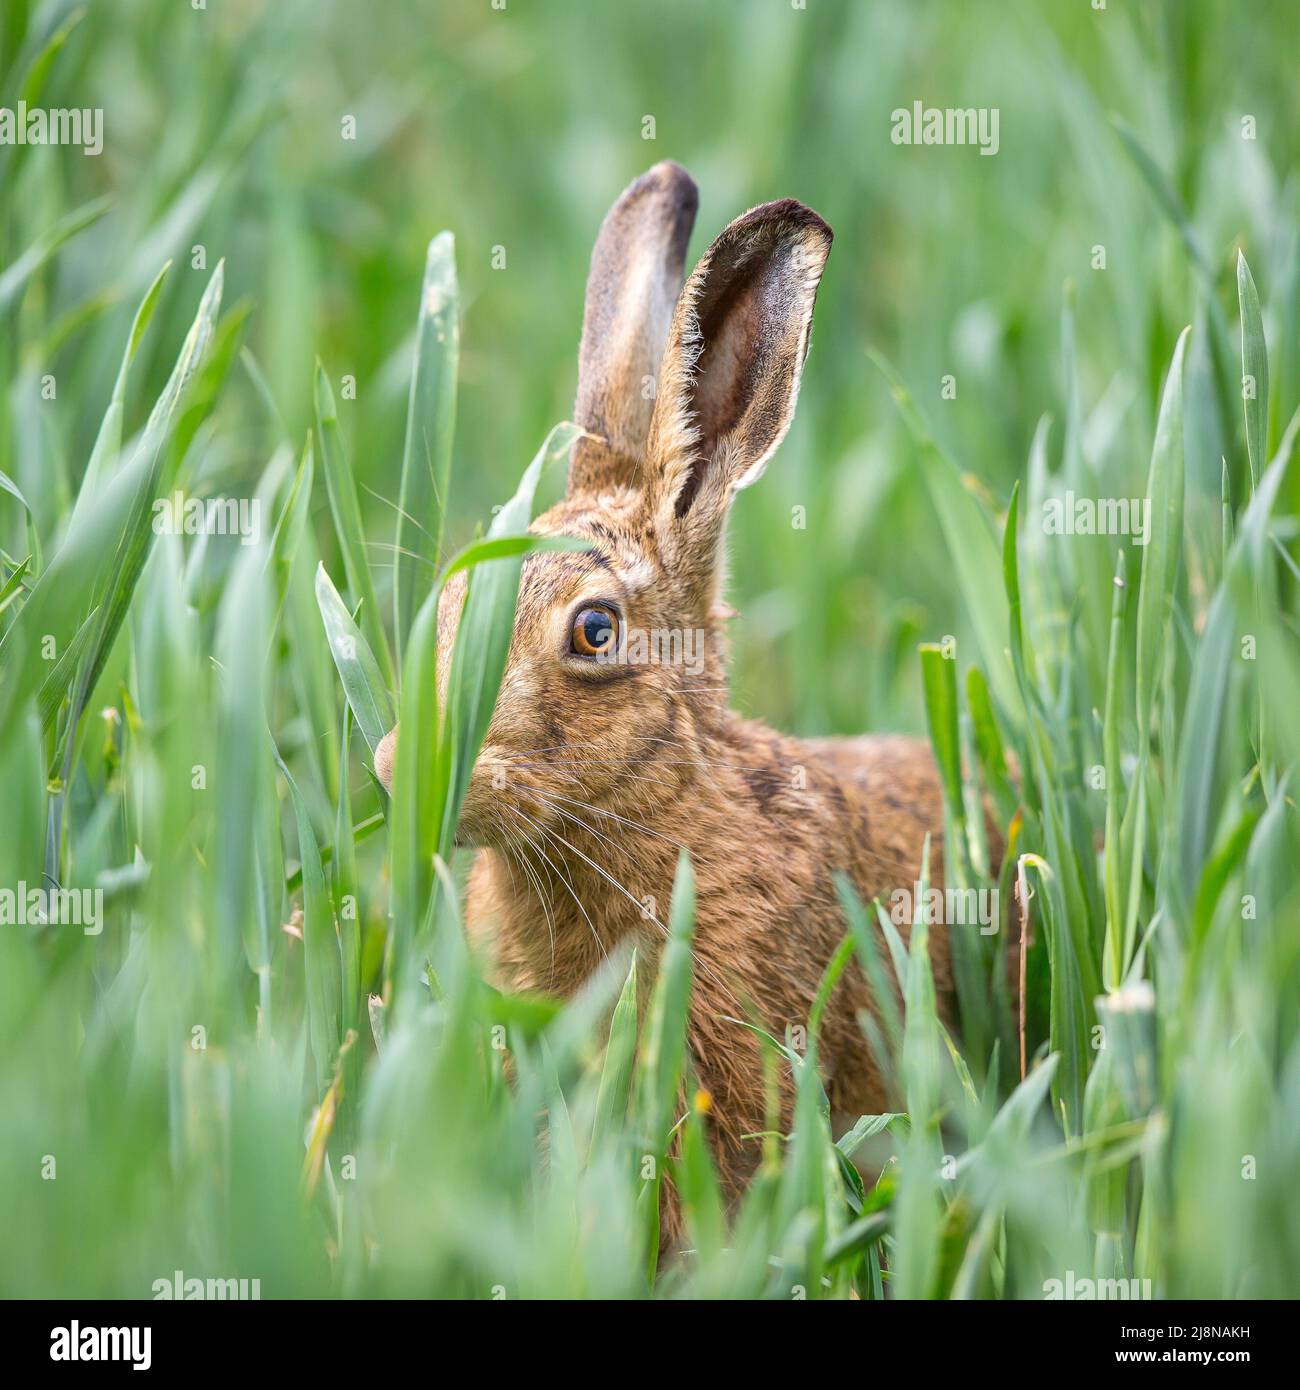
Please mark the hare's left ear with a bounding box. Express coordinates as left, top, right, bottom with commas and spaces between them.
569, 161, 699, 495
643, 199, 831, 572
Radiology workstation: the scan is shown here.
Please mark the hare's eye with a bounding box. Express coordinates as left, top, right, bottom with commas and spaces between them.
570, 605, 619, 657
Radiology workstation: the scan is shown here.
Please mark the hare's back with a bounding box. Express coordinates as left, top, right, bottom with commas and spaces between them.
799, 733, 945, 886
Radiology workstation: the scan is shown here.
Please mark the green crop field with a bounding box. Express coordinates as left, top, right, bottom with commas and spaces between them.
1, 0, 1297, 1301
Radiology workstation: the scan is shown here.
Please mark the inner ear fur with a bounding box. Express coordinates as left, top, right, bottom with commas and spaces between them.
568, 161, 699, 496
645, 199, 832, 526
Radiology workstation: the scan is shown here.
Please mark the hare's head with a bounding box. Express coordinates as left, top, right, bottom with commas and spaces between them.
375, 162, 831, 848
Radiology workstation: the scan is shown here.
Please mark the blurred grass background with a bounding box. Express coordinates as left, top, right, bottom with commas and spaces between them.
1, 0, 1297, 1299
6, 0, 1292, 732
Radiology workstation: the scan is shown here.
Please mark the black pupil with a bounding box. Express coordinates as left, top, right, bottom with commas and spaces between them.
582, 610, 613, 651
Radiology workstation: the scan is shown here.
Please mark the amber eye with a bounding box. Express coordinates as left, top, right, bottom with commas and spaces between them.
570, 604, 620, 658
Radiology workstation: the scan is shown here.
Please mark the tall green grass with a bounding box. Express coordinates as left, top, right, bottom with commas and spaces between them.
0, 0, 1296, 1298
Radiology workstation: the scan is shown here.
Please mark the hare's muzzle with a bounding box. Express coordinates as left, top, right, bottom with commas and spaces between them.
375, 724, 397, 791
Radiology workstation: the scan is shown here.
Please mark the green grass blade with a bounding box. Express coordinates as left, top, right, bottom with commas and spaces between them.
437, 422, 582, 854
266, 434, 315, 635
387, 581, 441, 991
635, 850, 696, 1278
276, 745, 342, 1093
870, 351, 1017, 718
1134, 327, 1188, 740
393, 231, 458, 666
334, 706, 361, 1032
0, 196, 112, 313
590, 952, 640, 1155
966, 665, 1018, 827
1101, 548, 1127, 989
1236, 251, 1268, 488
213, 544, 272, 1010
315, 362, 395, 690
67, 261, 171, 536
315, 562, 395, 764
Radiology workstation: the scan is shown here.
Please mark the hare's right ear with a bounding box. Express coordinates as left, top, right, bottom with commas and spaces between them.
642, 200, 831, 595
568, 161, 698, 495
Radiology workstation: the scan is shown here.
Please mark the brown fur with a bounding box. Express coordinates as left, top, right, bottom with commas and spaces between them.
375, 165, 952, 1241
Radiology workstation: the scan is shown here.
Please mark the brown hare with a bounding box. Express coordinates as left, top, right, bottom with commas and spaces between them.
375, 161, 951, 1233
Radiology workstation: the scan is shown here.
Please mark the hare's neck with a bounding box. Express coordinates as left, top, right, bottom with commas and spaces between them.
476, 820, 684, 992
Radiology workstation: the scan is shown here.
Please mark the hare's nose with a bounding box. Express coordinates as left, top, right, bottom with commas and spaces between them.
375, 725, 398, 790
